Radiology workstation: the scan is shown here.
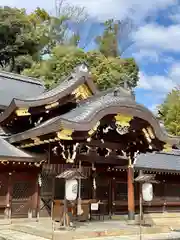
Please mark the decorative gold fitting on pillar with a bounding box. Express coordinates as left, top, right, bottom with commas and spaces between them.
128, 156, 133, 168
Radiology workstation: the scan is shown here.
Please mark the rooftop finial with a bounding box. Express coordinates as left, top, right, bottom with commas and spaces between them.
114, 89, 120, 96
75, 63, 89, 73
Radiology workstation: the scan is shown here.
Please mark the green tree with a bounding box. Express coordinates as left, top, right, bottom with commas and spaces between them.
96, 18, 135, 58
0, 4, 88, 73
0, 6, 50, 72
158, 88, 180, 136
96, 19, 119, 57
23, 45, 139, 90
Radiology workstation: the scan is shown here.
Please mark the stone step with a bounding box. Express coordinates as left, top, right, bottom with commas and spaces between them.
0, 229, 48, 240
10, 225, 53, 239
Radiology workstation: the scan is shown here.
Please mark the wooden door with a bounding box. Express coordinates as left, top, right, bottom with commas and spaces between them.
0, 174, 8, 219
11, 173, 35, 218
112, 180, 128, 215
96, 176, 110, 215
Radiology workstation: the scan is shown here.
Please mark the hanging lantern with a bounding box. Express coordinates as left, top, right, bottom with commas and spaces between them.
65, 179, 78, 201
142, 183, 153, 202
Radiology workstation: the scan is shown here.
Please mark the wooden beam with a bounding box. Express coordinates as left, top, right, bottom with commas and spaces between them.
85, 140, 126, 150
77, 154, 128, 165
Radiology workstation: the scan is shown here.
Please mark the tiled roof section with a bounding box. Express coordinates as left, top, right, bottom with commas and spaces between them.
13, 64, 97, 105
0, 64, 98, 123
0, 71, 45, 108
0, 137, 35, 161
22, 64, 97, 102
24, 76, 79, 101
134, 151, 180, 173
59, 87, 134, 123
7, 86, 180, 146
5, 88, 139, 142
0, 71, 43, 85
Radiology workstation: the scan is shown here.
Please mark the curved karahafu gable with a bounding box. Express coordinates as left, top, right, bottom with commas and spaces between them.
0, 64, 98, 124
7, 87, 180, 149
58, 88, 180, 145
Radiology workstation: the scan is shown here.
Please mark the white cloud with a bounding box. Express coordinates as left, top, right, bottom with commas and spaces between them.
132, 48, 175, 64
169, 13, 180, 23
132, 49, 160, 62
66, 0, 177, 22
169, 62, 180, 80
0, 0, 177, 21
133, 23, 180, 52
169, 6, 180, 23
149, 103, 159, 115
137, 61, 180, 93
137, 71, 176, 92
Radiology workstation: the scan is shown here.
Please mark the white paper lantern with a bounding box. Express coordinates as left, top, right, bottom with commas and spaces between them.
65, 179, 78, 201
142, 183, 153, 202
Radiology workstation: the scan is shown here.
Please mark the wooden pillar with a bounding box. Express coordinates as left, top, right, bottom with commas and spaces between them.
36, 174, 41, 221
139, 170, 143, 222
5, 172, 12, 219
110, 178, 115, 218
127, 158, 135, 220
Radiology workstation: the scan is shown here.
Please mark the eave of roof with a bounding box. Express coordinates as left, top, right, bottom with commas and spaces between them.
134, 151, 180, 173
0, 71, 44, 87
0, 137, 45, 162
7, 87, 180, 147
0, 64, 98, 123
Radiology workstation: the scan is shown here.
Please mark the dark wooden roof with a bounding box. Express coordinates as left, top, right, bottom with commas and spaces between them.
0, 71, 45, 109
0, 64, 98, 123
7, 87, 180, 146
0, 137, 43, 162
0, 127, 6, 136
134, 151, 180, 173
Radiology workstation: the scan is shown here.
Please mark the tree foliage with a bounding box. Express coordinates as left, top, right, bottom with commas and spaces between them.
0, 6, 50, 72
0, 4, 87, 73
0, 4, 139, 91
158, 88, 180, 136
23, 45, 139, 90
96, 19, 119, 58
96, 18, 136, 57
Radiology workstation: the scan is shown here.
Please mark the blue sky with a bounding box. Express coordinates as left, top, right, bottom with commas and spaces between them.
2, 0, 180, 113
